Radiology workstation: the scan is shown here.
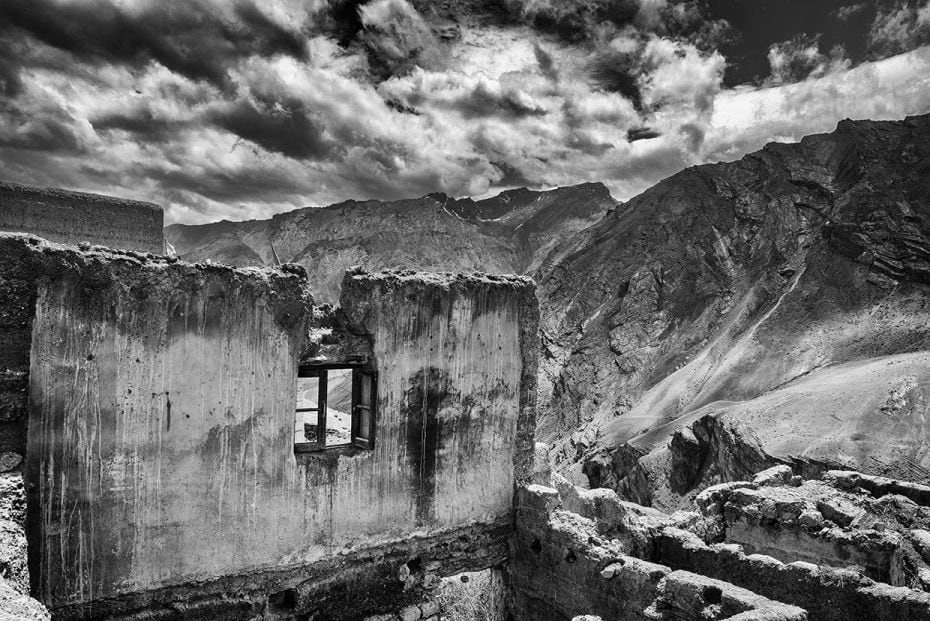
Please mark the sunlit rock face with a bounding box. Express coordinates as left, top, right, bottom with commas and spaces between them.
534, 114, 930, 501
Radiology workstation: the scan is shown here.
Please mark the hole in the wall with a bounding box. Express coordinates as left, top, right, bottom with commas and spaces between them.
269, 588, 298, 610
702, 585, 722, 605
530, 538, 542, 554
564, 549, 577, 564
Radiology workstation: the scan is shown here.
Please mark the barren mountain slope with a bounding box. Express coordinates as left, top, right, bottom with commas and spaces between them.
536, 114, 930, 507
166, 182, 615, 303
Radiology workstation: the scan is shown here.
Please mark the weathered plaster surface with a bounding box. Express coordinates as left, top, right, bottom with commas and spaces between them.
0, 181, 163, 253
16, 245, 537, 618
26, 241, 309, 610
339, 268, 538, 529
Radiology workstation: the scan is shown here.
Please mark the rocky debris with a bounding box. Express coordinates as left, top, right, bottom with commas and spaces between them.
364, 599, 440, 621
815, 497, 862, 528
752, 466, 796, 488
644, 571, 807, 621
912, 530, 930, 564
824, 470, 930, 507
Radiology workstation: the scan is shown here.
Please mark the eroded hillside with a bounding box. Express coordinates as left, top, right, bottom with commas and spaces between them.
537, 114, 930, 509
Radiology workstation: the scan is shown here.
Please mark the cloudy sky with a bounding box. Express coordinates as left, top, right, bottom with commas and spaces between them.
1, 0, 929, 224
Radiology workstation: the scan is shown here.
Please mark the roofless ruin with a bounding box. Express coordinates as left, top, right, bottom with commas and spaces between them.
1, 182, 930, 620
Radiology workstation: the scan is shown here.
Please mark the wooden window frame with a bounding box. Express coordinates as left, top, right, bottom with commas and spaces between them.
294, 364, 377, 453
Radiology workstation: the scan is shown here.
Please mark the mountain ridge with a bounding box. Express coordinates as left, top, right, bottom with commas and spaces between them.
535, 114, 930, 508
166, 181, 617, 303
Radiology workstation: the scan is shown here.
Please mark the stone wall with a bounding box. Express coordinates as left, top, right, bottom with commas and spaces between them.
511, 469, 930, 621
509, 485, 808, 620
0, 181, 163, 253
6, 236, 538, 619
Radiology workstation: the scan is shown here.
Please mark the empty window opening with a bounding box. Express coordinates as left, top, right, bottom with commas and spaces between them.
295, 366, 376, 452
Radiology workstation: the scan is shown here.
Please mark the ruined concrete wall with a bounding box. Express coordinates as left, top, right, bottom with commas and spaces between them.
24, 238, 310, 614
18, 250, 537, 618
0, 181, 163, 253
339, 269, 539, 528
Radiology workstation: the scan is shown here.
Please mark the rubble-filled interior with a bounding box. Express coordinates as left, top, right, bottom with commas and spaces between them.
2, 183, 930, 620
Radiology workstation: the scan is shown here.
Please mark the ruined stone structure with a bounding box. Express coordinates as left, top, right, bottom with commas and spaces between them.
2, 187, 930, 619
512, 464, 930, 620
0, 181, 164, 254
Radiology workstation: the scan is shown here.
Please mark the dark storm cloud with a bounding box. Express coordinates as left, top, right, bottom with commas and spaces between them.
0, 37, 23, 98
588, 52, 643, 110
355, 0, 442, 80
91, 110, 189, 143
142, 163, 314, 204
491, 161, 535, 188
0, 0, 928, 224
534, 44, 559, 82
0, 100, 89, 154
456, 84, 548, 119
0, 0, 309, 90
627, 127, 661, 142
211, 97, 335, 161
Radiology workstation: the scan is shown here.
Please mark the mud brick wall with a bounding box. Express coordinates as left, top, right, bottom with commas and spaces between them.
0, 181, 163, 253
15, 244, 537, 619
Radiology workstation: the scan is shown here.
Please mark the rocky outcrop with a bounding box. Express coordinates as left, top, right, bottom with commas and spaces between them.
535, 114, 930, 501
166, 182, 615, 303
